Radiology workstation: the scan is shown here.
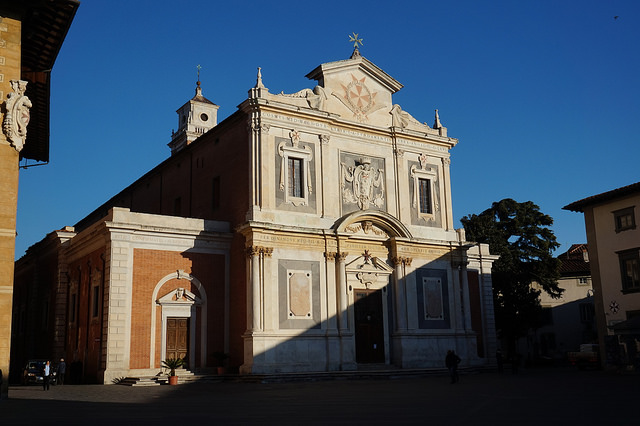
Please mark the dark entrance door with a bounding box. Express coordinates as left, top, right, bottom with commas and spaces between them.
354, 289, 385, 363
166, 317, 189, 362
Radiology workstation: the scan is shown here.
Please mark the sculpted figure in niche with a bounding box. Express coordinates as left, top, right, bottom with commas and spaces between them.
341, 157, 384, 210
3, 80, 32, 152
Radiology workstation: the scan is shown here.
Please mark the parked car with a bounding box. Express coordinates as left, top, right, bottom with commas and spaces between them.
22, 360, 57, 385
567, 344, 600, 369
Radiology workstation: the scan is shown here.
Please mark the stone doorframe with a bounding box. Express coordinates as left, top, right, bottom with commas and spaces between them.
345, 254, 394, 363
150, 271, 207, 370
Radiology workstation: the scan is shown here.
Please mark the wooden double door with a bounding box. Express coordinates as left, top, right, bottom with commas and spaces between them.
166, 317, 189, 362
354, 289, 385, 363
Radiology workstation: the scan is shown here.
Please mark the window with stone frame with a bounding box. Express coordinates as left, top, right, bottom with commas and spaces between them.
418, 177, 432, 214
618, 248, 640, 293
278, 133, 313, 206
287, 157, 304, 198
614, 207, 635, 232
410, 153, 439, 223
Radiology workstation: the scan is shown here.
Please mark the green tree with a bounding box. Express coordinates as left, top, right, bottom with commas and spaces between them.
461, 199, 562, 352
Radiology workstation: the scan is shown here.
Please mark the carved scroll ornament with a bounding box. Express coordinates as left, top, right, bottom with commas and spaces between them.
3, 80, 32, 152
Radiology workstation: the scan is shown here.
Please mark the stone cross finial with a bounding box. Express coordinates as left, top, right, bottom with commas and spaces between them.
349, 32, 363, 48
349, 32, 363, 58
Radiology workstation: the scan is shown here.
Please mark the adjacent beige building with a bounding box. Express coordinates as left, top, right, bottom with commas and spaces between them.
565, 182, 640, 369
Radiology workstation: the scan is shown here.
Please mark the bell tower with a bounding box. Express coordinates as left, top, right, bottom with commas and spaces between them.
169, 66, 219, 155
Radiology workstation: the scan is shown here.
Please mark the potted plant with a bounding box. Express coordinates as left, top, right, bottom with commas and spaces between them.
211, 352, 228, 375
162, 357, 184, 385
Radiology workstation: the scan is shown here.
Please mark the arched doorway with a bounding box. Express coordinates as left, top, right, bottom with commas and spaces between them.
150, 271, 207, 370
334, 210, 411, 366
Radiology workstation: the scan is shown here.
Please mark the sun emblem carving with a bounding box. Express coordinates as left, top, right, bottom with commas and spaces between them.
333, 74, 385, 122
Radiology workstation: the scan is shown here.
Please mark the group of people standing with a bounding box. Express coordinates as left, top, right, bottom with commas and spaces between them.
42, 358, 66, 390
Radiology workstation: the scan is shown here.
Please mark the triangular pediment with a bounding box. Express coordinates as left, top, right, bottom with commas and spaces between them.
345, 254, 394, 274
305, 56, 403, 95
157, 287, 201, 305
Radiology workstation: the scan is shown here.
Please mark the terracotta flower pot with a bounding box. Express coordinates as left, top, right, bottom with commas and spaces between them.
168, 375, 178, 385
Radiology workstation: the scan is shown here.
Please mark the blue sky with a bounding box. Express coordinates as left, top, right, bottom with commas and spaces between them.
15, 0, 640, 258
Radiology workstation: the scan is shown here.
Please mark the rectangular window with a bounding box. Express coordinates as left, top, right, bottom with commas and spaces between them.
288, 158, 304, 198
92, 286, 100, 318
578, 277, 589, 285
418, 178, 432, 214
619, 249, 640, 292
212, 176, 220, 210
614, 207, 635, 232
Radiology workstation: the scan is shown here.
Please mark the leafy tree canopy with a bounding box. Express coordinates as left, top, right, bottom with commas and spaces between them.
461, 198, 562, 342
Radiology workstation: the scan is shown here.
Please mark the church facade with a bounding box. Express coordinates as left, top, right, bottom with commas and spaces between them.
12, 47, 497, 383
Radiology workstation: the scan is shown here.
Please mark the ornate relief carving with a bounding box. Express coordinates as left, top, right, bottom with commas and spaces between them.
390, 104, 431, 130
246, 246, 274, 258
3, 80, 32, 152
278, 85, 328, 110
336, 252, 349, 262
332, 74, 385, 122
246, 246, 261, 257
341, 157, 384, 210
356, 271, 379, 288
344, 220, 388, 237
319, 134, 330, 145
289, 130, 301, 146
392, 256, 413, 267
325, 251, 337, 261
248, 117, 270, 134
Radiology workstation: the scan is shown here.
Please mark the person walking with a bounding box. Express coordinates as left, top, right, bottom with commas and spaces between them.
42, 360, 51, 391
57, 358, 66, 385
445, 350, 461, 384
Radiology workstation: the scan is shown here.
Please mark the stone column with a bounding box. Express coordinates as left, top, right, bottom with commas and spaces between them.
451, 257, 464, 331
392, 257, 408, 330
442, 157, 453, 230
324, 252, 338, 330
247, 246, 262, 331
336, 252, 349, 331
460, 261, 472, 330
260, 247, 273, 330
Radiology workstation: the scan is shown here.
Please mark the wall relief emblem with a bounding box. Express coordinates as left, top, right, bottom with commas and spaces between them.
2, 80, 32, 152
341, 157, 384, 210
333, 74, 385, 122
344, 220, 388, 237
